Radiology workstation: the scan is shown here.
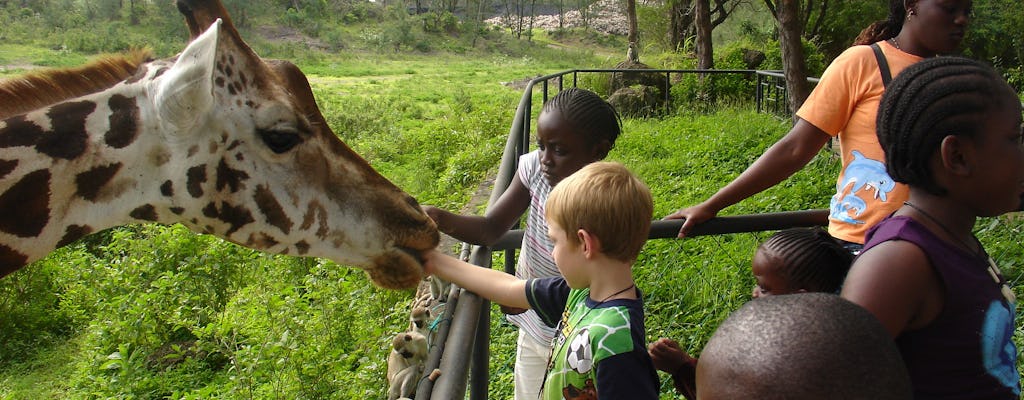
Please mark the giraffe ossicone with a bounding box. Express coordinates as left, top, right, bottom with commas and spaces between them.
0, 1, 439, 289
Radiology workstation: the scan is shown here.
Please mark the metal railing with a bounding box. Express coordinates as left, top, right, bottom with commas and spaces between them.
418, 69, 830, 399
754, 70, 819, 117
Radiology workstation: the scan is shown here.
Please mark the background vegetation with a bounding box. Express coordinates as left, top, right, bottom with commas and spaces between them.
1, 1, 1022, 399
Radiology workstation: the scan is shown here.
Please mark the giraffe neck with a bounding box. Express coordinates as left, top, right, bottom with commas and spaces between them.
0, 63, 196, 272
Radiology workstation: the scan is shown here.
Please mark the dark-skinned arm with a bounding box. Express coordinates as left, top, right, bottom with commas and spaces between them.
423, 173, 532, 246
666, 119, 831, 238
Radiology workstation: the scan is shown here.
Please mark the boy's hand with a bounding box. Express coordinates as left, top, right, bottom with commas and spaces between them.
422, 249, 447, 276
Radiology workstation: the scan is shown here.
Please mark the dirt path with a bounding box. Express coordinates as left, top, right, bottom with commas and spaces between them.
436, 175, 496, 256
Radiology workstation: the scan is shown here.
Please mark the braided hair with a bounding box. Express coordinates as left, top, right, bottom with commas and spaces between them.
852, 0, 908, 46
758, 228, 853, 293
876, 57, 1014, 195
541, 88, 622, 149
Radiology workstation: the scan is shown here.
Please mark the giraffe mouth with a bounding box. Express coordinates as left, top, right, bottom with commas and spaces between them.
397, 245, 428, 267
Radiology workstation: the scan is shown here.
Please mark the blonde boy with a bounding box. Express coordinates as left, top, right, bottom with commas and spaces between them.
423, 161, 659, 399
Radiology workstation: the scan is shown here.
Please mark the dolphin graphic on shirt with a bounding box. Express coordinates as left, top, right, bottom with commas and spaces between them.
830, 193, 868, 224
830, 151, 896, 224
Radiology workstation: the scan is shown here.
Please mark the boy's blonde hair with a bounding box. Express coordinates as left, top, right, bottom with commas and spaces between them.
544, 161, 653, 262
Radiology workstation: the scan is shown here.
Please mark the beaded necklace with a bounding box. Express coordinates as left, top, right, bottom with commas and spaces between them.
889, 36, 902, 51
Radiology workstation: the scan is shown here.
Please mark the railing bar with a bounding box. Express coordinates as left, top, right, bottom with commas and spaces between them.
490, 210, 829, 251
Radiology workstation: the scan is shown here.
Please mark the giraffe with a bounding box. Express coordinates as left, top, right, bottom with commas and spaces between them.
0, 0, 439, 289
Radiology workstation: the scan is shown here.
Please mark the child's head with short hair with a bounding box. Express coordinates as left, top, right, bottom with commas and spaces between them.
751, 228, 853, 298
877, 56, 1024, 214
544, 161, 652, 263
696, 293, 911, 399
536, 88, 622, 186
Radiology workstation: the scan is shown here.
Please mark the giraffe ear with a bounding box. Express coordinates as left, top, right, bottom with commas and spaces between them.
153, 19, 222, 132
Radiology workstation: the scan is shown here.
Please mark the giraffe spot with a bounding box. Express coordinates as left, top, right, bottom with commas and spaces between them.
203, 201, 254, 236
0, 244, 28, 277
130, 204, 158, 221
187, 165, 207, 198
75, 163, 123, 202
254, 185, 292, 234
105, 94, 139, 148
247, 232, 278, 248
38, 101, 94, 159
0, 159, 17, 180
170, 207, 184, 215
235, 153, 244, 161
227, 84, 237, 96
300, 200, 324, 230
208, 140, 218, 154
0, 169, 51, 237
0, 115, 44, 148
216, 159, 250, 193
160, 180, 174, 197
295, 240, 310, 255
224, 65, 233, 77
57, 224, 93, 248
187, 145, 199, 157
238, 71, 248, 89
215, 77, 225, 88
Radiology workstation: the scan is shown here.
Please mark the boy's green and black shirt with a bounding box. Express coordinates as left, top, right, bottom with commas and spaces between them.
526, 277, 659, 400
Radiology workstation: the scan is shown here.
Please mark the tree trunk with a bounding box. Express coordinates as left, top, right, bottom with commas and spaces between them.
771, 0, 811, 113
668, 0, 693, 52
527, 0, 536, 42
557, 0, 564, 29
694, 0, 715, 103
694, 0, 712, 70
626, 0, 638, 45
129, 0, 138, 25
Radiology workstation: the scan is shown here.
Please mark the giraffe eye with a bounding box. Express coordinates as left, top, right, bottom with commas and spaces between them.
257, 129, 302, 154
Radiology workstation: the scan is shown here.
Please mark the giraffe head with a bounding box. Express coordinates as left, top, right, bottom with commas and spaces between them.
0, 1, 439, 289
150, 15, 440, 289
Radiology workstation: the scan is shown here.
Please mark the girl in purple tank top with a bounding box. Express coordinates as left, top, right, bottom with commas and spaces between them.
841, 56, 1023, 399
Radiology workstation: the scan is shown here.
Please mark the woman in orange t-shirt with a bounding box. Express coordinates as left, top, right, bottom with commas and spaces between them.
666, 0, 972, 253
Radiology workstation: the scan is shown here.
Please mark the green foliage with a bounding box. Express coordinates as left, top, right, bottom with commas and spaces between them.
0, 258, 74, 364
963, 0, 1024, 92
808, 0, 886, 60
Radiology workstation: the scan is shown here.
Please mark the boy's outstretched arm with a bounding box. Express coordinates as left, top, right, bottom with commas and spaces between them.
423, 250, 530, 310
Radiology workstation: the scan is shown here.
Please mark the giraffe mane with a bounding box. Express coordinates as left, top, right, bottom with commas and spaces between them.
0, 48, 155, 120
